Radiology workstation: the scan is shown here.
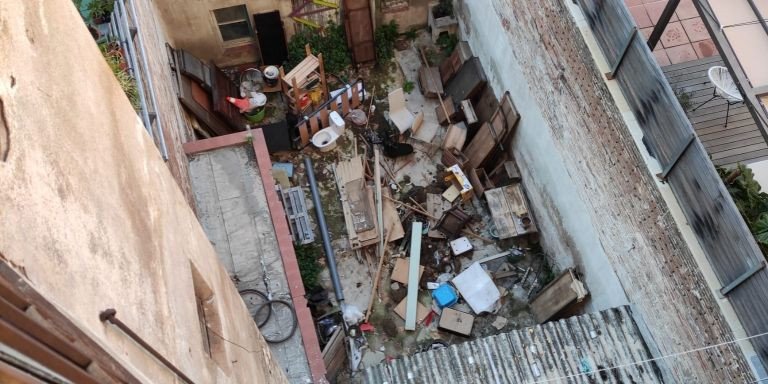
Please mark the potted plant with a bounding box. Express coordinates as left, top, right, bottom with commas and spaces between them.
88, 0, 114, 24
432, 0, 453, 19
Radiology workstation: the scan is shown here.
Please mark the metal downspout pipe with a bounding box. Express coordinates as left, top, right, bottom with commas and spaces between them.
303, 157, 345, 305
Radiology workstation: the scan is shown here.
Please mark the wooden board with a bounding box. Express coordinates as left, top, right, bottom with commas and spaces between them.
485, 183, 536, 239
382, 187, 405, 242
418, 66, 444, 99
343, 0, 375, 64
391, 257, 424, 285
464, 92, 519, 169
336, 156, 379, 249
394, 297, 430, 324
530, 269, 585, 323
426, 193, 451, 238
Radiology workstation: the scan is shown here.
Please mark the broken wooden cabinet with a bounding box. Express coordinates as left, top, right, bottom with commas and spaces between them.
485, 183, 536, 239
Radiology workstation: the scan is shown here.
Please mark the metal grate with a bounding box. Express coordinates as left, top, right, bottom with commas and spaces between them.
278, 186, 315, 245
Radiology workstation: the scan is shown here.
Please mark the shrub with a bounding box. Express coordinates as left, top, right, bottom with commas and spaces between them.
99, 43, 141, 112
718, 164, 768, 256
432, 0, 453, 19
295, 244, 323, 291
375, 21, 400, 64
287, 23, 351, 75
87, 0, 114, 22
436, 33, 458, 54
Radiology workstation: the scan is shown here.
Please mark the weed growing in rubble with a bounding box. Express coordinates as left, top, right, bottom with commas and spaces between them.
296, 244, 323, 291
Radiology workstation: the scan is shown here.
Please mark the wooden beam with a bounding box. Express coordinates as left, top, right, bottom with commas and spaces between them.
605, 28, 637, 80
405, 222, 423, 331
646, 0, 680, 51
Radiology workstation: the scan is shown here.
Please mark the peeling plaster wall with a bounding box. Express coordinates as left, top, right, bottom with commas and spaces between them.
0, 1, 288, 383
456, 1, 628, 313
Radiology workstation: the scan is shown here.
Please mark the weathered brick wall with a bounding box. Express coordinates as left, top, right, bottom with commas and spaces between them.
458, 0, 753, 382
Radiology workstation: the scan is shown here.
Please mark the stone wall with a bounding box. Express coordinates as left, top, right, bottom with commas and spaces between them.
0, 1, 288, 382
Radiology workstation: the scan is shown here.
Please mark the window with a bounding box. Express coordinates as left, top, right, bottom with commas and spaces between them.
190, 263, 226, 368
213, 5, 252, 42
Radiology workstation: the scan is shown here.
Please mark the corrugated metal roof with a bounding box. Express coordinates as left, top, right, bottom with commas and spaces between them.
363, 306, 663, 383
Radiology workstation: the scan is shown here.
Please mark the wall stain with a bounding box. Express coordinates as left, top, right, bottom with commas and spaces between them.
0, 97, 9, 161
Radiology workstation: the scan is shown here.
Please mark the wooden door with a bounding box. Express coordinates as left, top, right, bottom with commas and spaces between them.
343, 0, 375, 65
253, 11, 288, 65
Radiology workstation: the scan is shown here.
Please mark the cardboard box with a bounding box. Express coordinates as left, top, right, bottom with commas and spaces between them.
438, 307, 474, 336
391, 257, 424, 286
394, 298, 430, 324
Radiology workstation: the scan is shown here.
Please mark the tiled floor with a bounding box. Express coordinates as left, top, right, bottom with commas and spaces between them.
626, 0, 717, 66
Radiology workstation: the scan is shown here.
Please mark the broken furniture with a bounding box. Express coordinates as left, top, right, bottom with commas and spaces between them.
439, 41, 472, 84
441, 147, 469, 169
530, 268, 588, 323
441, 122, 467, 151
488, 159, 521, 186
280, 44, 328, 114
452, 263, 501, 314
444, 164, 473, 202
418, 65, 443, 99
335, 156, 380, 249
388, 88, 415, 134
438, 307, 474, 337
431, 284, 458, 309
391, 257, 423, 286
467, 167, 495, 197
435, 96, 458, 125
464, 92, 520, 169
279, 186, 314, 245
485, 183, 537, 239
445, 57, 487, 103
460, 99, 478, 125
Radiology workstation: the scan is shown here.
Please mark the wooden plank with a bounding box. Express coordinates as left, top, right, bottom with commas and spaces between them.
309, 116, 320, 135
341, 92, 351, 115
381, 188, 405, 241
426, 193, 451, 238
530, 269, 582, 323
299, 122, 311, 146
320, 109, 330, 127
405, 221, 423, 331
322, 328, 346, 380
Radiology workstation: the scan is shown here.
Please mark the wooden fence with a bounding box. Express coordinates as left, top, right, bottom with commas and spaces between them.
576, 0, 768, 366
295, 80, 366, 147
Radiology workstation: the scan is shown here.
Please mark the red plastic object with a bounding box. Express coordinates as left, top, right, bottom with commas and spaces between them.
360, 323, 375, 333
423, 310, 436, 326
226, 96, 251, 113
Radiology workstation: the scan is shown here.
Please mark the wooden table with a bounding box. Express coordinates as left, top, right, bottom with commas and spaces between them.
485, 183, 537, 239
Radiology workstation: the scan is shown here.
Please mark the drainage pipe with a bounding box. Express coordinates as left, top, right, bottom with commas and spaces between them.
304, 157, 345, 303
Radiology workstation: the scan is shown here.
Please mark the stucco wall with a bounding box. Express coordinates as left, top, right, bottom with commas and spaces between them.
154, 0, 295, 64
0, 1, 287, 383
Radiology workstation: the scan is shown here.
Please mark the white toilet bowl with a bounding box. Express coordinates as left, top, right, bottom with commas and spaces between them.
311, 128, 340, 152
311, 111, 346, 152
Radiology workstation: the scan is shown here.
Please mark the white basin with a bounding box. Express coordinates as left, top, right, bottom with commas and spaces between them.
311, 127, 340, 152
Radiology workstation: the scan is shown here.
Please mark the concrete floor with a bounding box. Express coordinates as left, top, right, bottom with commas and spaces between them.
188, 145, 312, 383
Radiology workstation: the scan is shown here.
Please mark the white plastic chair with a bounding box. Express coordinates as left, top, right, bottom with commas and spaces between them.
692, 66, 744, 127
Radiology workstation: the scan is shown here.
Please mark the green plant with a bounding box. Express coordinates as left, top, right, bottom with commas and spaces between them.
718, 164, 768, 256
403, 80, 415, 94
287, 23, 351, 75
244, 134, 254, 144
99, 43, 141, 112
295, 244, 323, 291
436, 33, 458, 54
87, 0, 114, 22
675, 88, 693, 112
404, 28, 418, 41
375, 21, 400, 64
432, 0, 454, 19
